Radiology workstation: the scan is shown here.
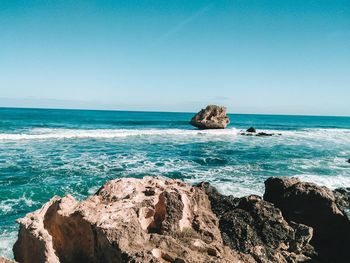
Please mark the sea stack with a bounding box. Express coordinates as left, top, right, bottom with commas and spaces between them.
190, 105, 230, 129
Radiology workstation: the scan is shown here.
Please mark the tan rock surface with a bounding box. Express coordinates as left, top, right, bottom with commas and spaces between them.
13, 176, 252, 263
190, 105, 230, 129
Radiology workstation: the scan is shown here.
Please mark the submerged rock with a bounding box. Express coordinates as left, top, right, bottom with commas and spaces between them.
190, 105, 230, 129
13, 176, 250, 263
264, 177, 350, 263
197, 182, 316, 263
240, 129, 281, 137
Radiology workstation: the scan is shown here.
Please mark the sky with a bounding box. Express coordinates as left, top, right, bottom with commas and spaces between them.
0, 0, 350, 115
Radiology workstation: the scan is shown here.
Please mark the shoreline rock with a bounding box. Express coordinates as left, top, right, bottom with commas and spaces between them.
13, 177, 250, 263
197, 182, 317, 263
264, 177, 350, 262
190, 105, 230, 129
12, 176, 349, 263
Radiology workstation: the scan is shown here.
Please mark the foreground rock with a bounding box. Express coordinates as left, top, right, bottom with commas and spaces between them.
14, 177, 250, 263
198, 182, 317, 263
0, 257, 16, 263
190, 105, 230, 129
13, 176, 350, 263
264, 177, 350, 262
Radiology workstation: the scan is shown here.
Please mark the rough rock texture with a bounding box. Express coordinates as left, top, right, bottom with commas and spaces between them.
334, 187, 350, 219
264, 177, 350, 263
197, 182, 317, 263
190, 105, 230, 129
13, 177, 251, 263
0, 257, 16, 263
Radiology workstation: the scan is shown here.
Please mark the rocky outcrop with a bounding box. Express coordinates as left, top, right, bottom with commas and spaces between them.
264, 177, 350, 263
13, 176, 350, 263
190, 105, 230, 129
13, 177, 251, 263
198, 182, 317, 263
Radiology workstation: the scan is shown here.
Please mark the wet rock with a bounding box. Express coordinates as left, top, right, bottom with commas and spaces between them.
190, 105, 230, 129
198, 182, 316, 263
246, 127, 256, 133
264, 177, 350, 263
347, 158, 350, 163
13, 177, 249, 263
240, 131, 281, 137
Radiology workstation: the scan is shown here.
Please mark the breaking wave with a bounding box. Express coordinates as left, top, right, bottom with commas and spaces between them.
0, 128, 239, 141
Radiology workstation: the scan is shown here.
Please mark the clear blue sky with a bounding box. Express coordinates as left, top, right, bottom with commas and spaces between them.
1, 0, 349, 115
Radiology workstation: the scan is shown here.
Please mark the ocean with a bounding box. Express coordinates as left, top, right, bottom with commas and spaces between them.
0, 107, 350, 258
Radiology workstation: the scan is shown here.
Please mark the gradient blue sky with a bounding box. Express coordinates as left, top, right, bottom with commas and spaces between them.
1, 0, 349, 115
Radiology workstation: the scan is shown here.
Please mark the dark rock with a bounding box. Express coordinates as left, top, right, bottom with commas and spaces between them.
264, 177, 350, 263
240, 131, 281, 137
246, 127, 256, 133
347, 158, 350, 163
190, 105, 230, 129
256, 132, 273, 137
197, 182, 317, 263
334, 187, 350, 219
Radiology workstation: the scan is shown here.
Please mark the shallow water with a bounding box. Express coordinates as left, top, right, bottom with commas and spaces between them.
0, 108, 350, 258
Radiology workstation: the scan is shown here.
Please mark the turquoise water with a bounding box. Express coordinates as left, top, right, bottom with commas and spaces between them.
1, 107, 350, 258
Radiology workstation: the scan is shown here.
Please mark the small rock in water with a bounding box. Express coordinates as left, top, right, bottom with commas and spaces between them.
347, 158, 350, 163
246, 127, 256, 133
240, 131, 280, 137
256, 132, 273, 137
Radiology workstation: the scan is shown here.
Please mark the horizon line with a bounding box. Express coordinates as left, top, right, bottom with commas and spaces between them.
0, 106, 349, 118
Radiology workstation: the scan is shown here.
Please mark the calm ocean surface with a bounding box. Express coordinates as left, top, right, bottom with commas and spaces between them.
1, 107, 350, 258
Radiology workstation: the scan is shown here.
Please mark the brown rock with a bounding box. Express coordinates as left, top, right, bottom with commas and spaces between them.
13, 177, 250, 263
190, 105, 230, 129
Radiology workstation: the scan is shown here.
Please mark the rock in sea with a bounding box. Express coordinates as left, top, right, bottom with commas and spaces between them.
246, 127, 256, 133
190, 105, 230, 129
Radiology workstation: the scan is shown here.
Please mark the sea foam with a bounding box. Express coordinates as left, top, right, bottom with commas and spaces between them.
0, 128, 239, 141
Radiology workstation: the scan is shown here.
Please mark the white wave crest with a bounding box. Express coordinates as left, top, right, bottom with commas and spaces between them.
0, 230, 17, 259
0, 128, 239, 141
293, 174, 350, 189
271, 128, 350, 143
